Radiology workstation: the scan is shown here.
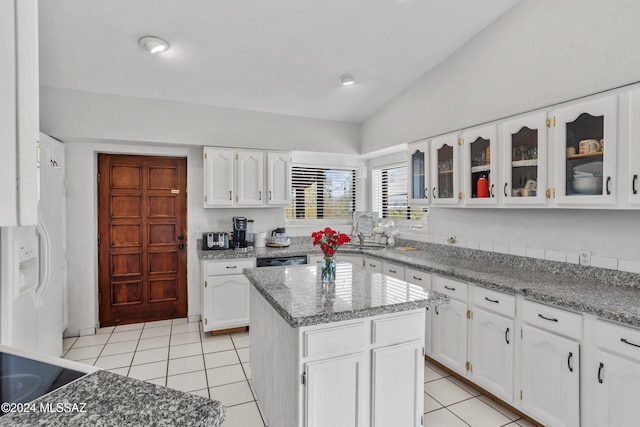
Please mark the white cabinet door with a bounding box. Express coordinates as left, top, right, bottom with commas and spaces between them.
470, 308, 514, 403
554, 95, 617, 207
381, 261, 404, 280
364, 257, 382, 273
203, 148, 234, 207
405, 269, 433, 356
408, 139, 430, 205
204, 275, 250, 331
267, 151, 291, 205
430, 133, 461, 206
521, 325, 580, 427
462, 125, 498, 206
236, 150, 264, 206
628, 89, 640, 206
336, 254, 364, 267
371, 340, 424, 427
432, 298, 468, 375
502, 112, 549, 206
594, 349, 640, 426
304, 353, 365, 427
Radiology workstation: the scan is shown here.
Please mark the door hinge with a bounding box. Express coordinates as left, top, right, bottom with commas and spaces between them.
554, 116, 556, 126
204, 195, 207, 202
235, 195, 238, 202
458, 192, 464, 200
235, 153, 239, 160
204, 152, 207, 159
520, 390, 523, 400
457, 137, 464, 145
204, 281, 207, 288
97, 173, 100, 184
466, 362, 472, 372
466, 310, 473, 319
546, 188, 551, 198
546, 118, 551, 127
302, 372, 306, 385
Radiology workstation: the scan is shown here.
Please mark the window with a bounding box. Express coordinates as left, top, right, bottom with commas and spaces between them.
286, 166, 356, 220
372, 164, 425, 220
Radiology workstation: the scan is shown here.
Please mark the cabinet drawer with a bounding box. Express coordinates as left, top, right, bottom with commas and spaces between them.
337, 254, 364, 267
303, 322, 365, 359
308, 255, 323, 265
364, 257, 382, 273
473, 286, 515, 317
433, 276, 468, 302
596, 320, 640, 361
523, 300, 582, 340
405, 267, 431, 289
382, 261, 404, 280
372, 311, 424, 346
204, 258, 256, 276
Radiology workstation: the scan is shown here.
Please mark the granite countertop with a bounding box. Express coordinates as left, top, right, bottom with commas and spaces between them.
200, 238, 640, 329
0, 370, 225, 427
243, 262, 449, 327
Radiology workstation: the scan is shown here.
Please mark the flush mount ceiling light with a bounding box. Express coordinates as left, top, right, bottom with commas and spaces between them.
339, 74, 358, 86
138, 36, 170, 54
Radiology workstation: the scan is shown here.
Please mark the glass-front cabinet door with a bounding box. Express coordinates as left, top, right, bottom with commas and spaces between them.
430, 133, 460, 206
461, 125, 497, 206
629, 89, 640, 206
408, 139, 430, 205
554, 95, 617, 206
502, 112, 549, 206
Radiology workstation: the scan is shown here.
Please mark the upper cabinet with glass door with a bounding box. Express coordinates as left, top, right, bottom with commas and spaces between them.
553, 95, 617, 206
408, 139, 430, 205
430, 133, 460, 206
461, 125, 498, 206
502, 112, 549, 206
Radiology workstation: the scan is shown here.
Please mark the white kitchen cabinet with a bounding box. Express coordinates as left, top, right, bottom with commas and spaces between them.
236, 150, 264, 206
521, 301, 581, 427
203, 147, 234, 207
430, 133, 461, 206
309, 254, 363, 267
304, 352, 365, 427
431, 276, 469, 375
587, 319, 640, 426
408, 139, 431, 205
553, 95, 617, 207
203, 147, 291, 208
502, 111, 550, 206
364, 257, 382, 273
0, 0, 38, 226
371, 340, 424, 427
405, 268, 433, 355
381, 261, 404, 280
267, 151, 291, 206
461, 124, 498, 206
201, 258, 255, 332
628, 89, 640, 206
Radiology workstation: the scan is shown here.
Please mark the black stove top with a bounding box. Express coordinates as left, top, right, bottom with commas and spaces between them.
0, 352, 86, 415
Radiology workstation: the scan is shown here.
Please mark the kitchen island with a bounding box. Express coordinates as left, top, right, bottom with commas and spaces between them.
244, 262, 448, 427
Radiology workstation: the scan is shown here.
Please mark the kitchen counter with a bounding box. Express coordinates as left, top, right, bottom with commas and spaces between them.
243, 262, 449, 327
0, 370, 225, 427
202, 238, 640, 328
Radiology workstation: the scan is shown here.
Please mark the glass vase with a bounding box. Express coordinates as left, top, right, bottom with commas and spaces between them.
321, 256, 336, 283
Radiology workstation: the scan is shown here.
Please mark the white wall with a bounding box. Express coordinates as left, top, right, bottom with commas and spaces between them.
361, 0, 640, 153
41, 86, 360, 154
64, 140, 287, 336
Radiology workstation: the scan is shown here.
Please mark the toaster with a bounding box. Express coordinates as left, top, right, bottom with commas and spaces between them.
202, 232, 229, 250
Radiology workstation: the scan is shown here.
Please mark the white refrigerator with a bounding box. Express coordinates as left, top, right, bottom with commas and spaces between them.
0, 133, 67, 357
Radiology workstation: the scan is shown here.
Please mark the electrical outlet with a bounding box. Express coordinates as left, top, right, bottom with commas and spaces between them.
579, 250, 591, 266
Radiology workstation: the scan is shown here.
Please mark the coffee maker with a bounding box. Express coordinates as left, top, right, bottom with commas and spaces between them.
232, 217, 248, 250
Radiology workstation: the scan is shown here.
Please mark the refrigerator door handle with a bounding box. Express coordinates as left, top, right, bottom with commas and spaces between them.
35, 219, 51, 307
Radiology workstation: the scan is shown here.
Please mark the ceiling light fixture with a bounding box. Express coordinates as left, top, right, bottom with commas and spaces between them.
339, 74, 358, 86
139, 36, 170, 54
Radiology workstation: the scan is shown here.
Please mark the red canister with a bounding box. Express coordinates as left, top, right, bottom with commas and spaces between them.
477, 176, 489, 198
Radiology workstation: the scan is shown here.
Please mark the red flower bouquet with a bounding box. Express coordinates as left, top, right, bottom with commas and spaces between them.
312, 228, 351, 283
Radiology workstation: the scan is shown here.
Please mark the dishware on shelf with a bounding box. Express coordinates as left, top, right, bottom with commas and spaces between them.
572, 176, 603, 194
578, 139, 601, 154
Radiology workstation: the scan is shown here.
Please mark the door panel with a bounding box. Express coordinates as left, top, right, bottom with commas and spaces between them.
98, 154, 187, 326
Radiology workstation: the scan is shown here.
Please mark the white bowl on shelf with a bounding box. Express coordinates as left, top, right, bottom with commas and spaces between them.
572, 176, 603, 194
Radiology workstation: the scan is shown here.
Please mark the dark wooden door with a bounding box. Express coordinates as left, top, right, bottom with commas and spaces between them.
98, 154, 187, 326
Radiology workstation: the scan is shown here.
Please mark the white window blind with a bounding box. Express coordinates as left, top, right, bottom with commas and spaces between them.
286, 166, 356, 220
372, 164, 424, 220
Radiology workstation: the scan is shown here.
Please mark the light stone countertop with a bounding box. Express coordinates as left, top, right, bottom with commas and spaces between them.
243, 263, 449, 327
200, 238, 640, 328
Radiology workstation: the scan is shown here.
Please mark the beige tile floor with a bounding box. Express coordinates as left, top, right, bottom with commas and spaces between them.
63, 319, 537, 427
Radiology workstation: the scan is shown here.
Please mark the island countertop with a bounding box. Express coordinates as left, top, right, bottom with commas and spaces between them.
243, 262, 449, 328
0, 370, 225, 427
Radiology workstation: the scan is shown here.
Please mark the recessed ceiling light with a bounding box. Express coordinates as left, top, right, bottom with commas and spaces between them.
139, 36, 170, 54
339, 74, 358, 86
